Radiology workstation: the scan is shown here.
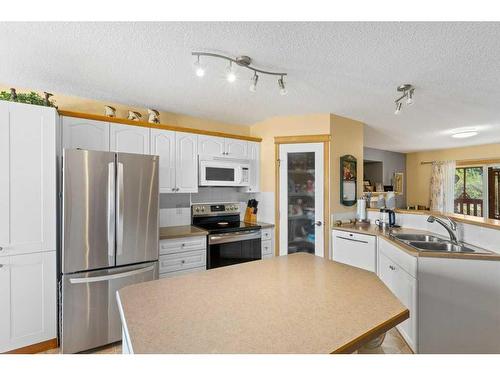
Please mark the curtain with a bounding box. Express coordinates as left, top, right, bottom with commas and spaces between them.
429, 160, 456, 213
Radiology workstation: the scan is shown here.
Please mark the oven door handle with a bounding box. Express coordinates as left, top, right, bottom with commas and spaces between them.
209, 230, 261, 245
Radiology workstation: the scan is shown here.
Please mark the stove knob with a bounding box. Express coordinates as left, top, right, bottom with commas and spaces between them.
195, 207, 200, 213
201, 207, 206, 212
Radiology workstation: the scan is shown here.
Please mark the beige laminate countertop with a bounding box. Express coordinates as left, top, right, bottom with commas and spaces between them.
117, 253, 408, 354
159, 225, 208, 240
333, 224, 500, 261
367, 208, 500, 230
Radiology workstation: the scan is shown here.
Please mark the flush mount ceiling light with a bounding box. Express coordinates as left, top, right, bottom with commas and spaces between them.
394, 84, 415, 115
451, 130, 479, 138
192, 52, 288, 95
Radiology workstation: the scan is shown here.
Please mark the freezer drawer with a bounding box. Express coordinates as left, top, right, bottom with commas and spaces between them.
61, 262, 157, 354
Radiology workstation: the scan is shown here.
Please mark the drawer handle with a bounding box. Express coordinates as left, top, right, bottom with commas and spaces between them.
181, 243, 186, 247
389, 265, 396, 271
181, 260, 186, 264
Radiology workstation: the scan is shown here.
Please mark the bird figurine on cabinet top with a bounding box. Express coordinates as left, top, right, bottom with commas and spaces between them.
147, 109, 160, 124
127, 110, 142, 121
9, 88, 17, 101
104, 105, 116, 118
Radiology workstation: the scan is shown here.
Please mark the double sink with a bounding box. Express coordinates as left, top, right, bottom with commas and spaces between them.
391, 233, 492, 254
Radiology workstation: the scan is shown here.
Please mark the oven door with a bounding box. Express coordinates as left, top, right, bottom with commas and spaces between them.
208, 230, 262, 269
199, 159, 250, 187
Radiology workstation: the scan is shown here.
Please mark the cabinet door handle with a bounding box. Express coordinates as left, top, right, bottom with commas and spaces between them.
389, 265, 396, 271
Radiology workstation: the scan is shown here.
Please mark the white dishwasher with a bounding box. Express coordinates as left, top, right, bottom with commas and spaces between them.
332, 230, 377, 272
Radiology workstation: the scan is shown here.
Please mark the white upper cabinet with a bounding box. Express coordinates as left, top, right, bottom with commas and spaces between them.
198, 135, 225, 157
243, 141, 260, 192
225, 138, 248, 159
0, 102, 56, 256
198, 135, 248, 159
150, 129, 176, 193
62, 116, 110, 152
175, 132, 198, 193
110, 123, 150, 154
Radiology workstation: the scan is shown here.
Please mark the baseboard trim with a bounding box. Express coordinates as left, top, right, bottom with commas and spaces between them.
5, 338, 58, 354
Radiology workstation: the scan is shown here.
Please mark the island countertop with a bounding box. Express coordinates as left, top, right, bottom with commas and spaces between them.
117, 253, 408, 354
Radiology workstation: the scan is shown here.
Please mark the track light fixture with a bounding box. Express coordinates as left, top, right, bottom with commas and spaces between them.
192, 51, 288, 95
394, 84, 415, 114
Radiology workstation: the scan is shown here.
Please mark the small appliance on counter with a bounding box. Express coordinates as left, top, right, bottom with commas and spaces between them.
244, 199, 259, 223
192, 203, 262, 269
374, 208, 397, 229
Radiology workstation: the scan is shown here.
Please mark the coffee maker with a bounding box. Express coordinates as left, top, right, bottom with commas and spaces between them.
375, 208, 396, 229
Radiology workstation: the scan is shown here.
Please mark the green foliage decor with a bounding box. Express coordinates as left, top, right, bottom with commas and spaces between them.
0, 91, 57, 107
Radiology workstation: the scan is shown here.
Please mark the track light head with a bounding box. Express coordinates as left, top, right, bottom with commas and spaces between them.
249, 73, 259, 93
394, 102, 402, 115
278, 76, 287, 96
406, 89, 414, 105
193, 56, 205, 77
226, 62, 236, 83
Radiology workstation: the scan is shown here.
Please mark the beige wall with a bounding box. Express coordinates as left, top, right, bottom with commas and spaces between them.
407, 143, 500, 206
0, 85, 250, 136
249, 114, 331, 192
330, 114, 365, 216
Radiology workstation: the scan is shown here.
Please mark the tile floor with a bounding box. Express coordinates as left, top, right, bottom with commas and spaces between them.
38, 328, 412, 354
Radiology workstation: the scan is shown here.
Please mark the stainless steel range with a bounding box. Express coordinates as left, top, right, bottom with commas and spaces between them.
192, 203, 261, 269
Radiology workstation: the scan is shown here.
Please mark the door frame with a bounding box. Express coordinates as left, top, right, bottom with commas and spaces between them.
274, 135, 330, 258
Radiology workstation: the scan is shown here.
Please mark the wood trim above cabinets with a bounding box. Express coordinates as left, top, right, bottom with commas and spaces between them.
274, 134, 331, 144
58, 110, 262, 143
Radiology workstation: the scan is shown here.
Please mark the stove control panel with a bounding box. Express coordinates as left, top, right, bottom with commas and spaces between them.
192, 203, 240, 216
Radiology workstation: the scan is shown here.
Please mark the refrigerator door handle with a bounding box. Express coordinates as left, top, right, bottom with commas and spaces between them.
116, 161, 124, 256
69, 264, 155, 284
107, 162, 116, 260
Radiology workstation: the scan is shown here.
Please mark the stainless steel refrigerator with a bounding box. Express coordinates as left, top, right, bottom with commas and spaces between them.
61, 149, 159, 353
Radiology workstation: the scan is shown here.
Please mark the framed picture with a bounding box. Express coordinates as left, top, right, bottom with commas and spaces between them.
340, 155, 357, 206
394, 172, 404, 194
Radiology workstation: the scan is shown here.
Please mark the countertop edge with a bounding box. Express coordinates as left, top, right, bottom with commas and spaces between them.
159, 225, 209, 240
331, 309, 410, 354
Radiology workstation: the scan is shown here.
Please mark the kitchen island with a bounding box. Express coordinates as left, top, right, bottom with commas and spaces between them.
116, 253, 408, 354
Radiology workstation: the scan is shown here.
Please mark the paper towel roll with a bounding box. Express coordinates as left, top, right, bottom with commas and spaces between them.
356, 198, 367, 220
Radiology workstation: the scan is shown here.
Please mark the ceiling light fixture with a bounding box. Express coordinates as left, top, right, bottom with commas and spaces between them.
451, 130, 479, 139
249, 72, 259, 92
192, 52, 288, 95
193, 55, 205, 77
394, 84, 415, 114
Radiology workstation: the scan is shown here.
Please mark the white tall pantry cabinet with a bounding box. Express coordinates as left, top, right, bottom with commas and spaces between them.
0, 101, 57, 353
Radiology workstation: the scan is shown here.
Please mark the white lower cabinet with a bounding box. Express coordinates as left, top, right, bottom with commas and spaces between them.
261, 228, 275, 259
0, 251, 56, 353
158, 236, 206, 278
332, 230, 376, 272
378, 238, 418, 352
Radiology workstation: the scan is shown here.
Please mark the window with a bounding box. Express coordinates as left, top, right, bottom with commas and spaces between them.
454, 167, 483, 217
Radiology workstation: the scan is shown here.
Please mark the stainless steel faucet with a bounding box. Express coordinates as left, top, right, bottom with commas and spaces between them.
427, 215, 459, 244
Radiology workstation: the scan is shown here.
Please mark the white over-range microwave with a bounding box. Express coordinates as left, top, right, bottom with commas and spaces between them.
199, 155, 250, 187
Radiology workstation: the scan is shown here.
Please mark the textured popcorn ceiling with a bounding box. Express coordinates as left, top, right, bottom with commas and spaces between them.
1, 22, 499, 152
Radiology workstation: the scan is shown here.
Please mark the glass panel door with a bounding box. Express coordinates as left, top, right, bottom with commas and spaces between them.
279, 143, 324, 257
